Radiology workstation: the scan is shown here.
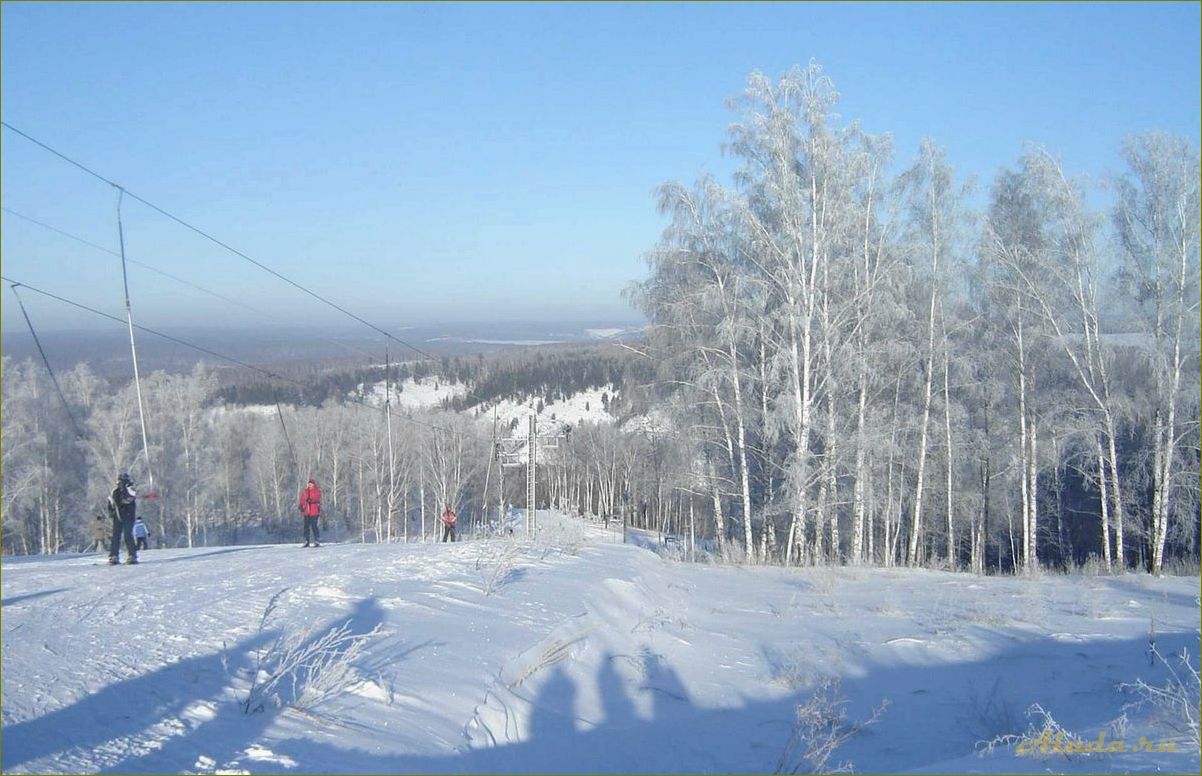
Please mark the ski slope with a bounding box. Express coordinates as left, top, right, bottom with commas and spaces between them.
357, 378, 469, 411
1, 514, 1198, 774
484, 385, 618, 434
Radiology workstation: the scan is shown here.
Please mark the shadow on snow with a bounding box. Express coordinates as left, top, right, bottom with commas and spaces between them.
5, 616, 1195, 774
1, 588, 68, 607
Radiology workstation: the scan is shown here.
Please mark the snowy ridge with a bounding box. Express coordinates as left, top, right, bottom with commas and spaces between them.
478, 384, 619, 433
2, 514, 1198, 774
354, 377, 468, 410
351, 380, 624, 431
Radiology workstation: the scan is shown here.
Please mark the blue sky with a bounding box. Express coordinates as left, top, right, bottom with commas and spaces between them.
2, 1, 1198, 332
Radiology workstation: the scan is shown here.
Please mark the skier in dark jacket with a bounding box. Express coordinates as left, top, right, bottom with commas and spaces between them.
298, 478, 322, 547
106, 473, 138, 565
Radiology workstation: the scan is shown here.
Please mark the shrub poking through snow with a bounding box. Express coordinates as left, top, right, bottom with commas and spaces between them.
775, 676, 889, 774
964, 677, 1020, 743
235, 589, 383, 715
977, 702, 1085, 760
476, 542, 523, 596
1119, 646, 1201, 752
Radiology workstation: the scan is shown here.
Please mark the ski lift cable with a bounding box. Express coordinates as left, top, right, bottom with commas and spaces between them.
275, 399, 302, 484
0, 275, 461, 436
7, 282, 124, 485
0, 206, 381, 361
0, 275, 324, 384
2, 206, 121, 257
7, 282, 87, 439
3, 201, 499, 439
0, 121, 436, 361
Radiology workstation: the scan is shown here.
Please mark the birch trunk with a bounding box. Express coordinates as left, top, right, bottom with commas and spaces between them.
943, 348, 955, 568
728, 340, 755, 563
1027, 417, 1039, 572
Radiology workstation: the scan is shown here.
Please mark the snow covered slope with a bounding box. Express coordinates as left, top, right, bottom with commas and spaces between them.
1, 515, 1198, 774
356, 377, 468, 410
483, 385, 617, 433
350, 379, 620, 434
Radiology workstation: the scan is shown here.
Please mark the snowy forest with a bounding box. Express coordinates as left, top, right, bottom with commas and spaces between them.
629, 64, 1200, 577
2, 64, 1198, 577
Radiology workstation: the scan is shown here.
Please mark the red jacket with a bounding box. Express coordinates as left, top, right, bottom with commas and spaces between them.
441, 508, 457, 526
299, 484, 322, 517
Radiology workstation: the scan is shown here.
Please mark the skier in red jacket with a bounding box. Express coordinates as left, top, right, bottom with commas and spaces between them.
441, 503, 457, 543
299, 478, 322, 547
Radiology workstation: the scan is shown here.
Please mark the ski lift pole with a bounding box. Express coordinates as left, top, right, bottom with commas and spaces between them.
385, 345, 397, 543
115, 187, 157, 496
497, 408, 506, 537
527, 414, 536, 536
480, 411, 496, 539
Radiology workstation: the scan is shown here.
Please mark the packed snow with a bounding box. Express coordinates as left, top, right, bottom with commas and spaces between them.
1, 513, 1198, 775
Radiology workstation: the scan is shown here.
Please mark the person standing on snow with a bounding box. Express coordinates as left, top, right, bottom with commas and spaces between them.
106, 473, 138, 565
299, 478, 322, 547
91, 514, 110, 553
133, 517, 149, 551
441, 503, 457, 543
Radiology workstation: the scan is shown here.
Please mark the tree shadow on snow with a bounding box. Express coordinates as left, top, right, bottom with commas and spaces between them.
87, 596, 394, 774
152, 547, 263, 564
493, 567, 528, 591
1093, 576, 1200, 612
0, 597, 393, 774
0, 552, 97, 566
0, 629, 276, 772
1, 588, 68, 607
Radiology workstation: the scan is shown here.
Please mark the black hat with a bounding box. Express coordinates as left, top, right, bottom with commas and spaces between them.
118, 473, 133, 483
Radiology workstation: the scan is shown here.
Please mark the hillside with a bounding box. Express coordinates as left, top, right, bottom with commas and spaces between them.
1, 513, 1198, 774
213, 341, 648, 419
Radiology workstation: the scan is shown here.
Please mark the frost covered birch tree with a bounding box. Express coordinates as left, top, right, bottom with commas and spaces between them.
1112, 132, 1201, 574
997, 149, 1128, 571
897, 139, 969, 567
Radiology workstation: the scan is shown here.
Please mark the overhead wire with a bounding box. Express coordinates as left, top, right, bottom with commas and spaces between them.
0, 205, 380, 361
275, 399, 302, 484
5, 202, 369, 478
1, 121, 437, 361
7, 283, 124, 486
0, 275, 460, 435
7, 282, 87, 439
1, 121, 474, 451
0, 139, 443, 486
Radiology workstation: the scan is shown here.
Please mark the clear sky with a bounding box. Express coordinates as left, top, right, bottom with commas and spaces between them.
1, 1, 1198, 333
